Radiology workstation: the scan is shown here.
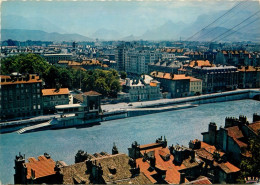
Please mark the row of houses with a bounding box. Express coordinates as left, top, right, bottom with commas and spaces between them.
149, 59, 260, 96
13, 114, 260, 184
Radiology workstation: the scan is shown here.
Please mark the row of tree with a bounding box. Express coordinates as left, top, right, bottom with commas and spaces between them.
1, 53, 121, 97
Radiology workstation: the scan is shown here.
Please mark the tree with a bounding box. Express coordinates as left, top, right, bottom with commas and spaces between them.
238, 132, 260, 183
58, 68, 73, 88
43, 65, 61, 88
120, 71, 127, 79
1, 53, 48, 76
94, 78, 109, 96
109, 79, 121, 97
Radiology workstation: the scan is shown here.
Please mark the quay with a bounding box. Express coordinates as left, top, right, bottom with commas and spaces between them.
1, 89, 259, 134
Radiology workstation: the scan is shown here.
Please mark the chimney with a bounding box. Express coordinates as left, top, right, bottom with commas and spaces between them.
180, 173, 185, 184
239, 115, 248, 125
44, 153, 51, 159
86, 159, 93, 174
112, 142, 119, 155
150, 156, 156, 168
31, 169, 35, 180
190, 150, 195, 163
253, 113, 260, 122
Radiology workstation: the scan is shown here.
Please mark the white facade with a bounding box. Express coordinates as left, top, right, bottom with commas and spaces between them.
123, 75, 162, 102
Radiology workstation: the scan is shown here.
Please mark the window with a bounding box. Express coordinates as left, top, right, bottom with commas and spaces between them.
33, 105, 36, 110
38, 105, 41, 109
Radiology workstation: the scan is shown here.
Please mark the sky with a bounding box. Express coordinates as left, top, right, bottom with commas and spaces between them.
1, 0, 258, 37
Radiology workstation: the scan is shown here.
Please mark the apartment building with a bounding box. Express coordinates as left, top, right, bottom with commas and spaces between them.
0, 73, 43, 120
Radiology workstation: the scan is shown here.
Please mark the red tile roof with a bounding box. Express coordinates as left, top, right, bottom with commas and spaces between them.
83, 90, 101, 96
42, 88, 69, 96
226, 126, 244, 139
188, 176, 212, 184
238, 66, 260, 72
139, 143, 163, 150
25, 155, 56, 179
226, 126, 247, 148
248, 121, 260, 135
196, 148, 214, 161
136, 146, 192, 184
189, 60, 212, 67
0, 74, 42, 85
217, 162, 240, 174
200, 142, 225, 157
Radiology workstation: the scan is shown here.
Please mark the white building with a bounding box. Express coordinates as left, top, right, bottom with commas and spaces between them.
122, 75, 162, 102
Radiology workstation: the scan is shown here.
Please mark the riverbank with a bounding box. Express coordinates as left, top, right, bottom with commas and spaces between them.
1, 89, 259, 134
102, 88, 260, 112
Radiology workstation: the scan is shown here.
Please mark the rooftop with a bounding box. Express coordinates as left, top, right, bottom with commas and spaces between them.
189, 60, 212, 67
216, 161, 240, 174
225, 126, 248, 148
136, 143, 200, 184
42, 88, 69, 96
61, 153, 152, 184
187, 176, 212, 184
238, 66, 260, 72
0, 74, 42, 85
25, 155, 58, 180
248, 121, 260, 135
83, 90, 102, 96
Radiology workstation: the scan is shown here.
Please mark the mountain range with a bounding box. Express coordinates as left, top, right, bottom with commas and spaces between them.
2, 8, 260, 42
1, 29, 92, 42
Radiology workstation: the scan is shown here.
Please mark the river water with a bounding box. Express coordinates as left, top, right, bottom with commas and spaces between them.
0, 99, 259, 184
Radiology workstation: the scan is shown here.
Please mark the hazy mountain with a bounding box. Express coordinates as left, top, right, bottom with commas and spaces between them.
121, 34, 140, 41
181, 8, 260, 41
2, 15, 66, 34
193, 26, 260, 42
1, 29, 93, 42
141, 20, 187, 41
91, 28, 122, 41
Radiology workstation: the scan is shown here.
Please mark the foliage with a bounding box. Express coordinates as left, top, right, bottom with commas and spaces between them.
120, 71, 127, 79
1, 53, 48, 76
81, 69, 121, 97
238, 131, 260, 183
1, 53, 121, 97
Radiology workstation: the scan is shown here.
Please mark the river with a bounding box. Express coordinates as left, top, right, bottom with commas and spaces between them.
0, 99, 259, 184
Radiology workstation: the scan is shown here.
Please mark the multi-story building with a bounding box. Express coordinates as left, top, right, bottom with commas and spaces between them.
192, 65, 238, 93
0, 73, 43, 120
42, 53, 73, 64
42, 88, 70, 114
189, 77, 203, 96
238, 66, 260, 88
124, 49, 159, 75
122, 75, 162, 102
148, 60, 183, 74
189, 139, 240, 183
115, 42, 133, 71
201, 114, 260, 165
215, 50, 252, 66
150, 72, 191, 98
115, 42, 160, 75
